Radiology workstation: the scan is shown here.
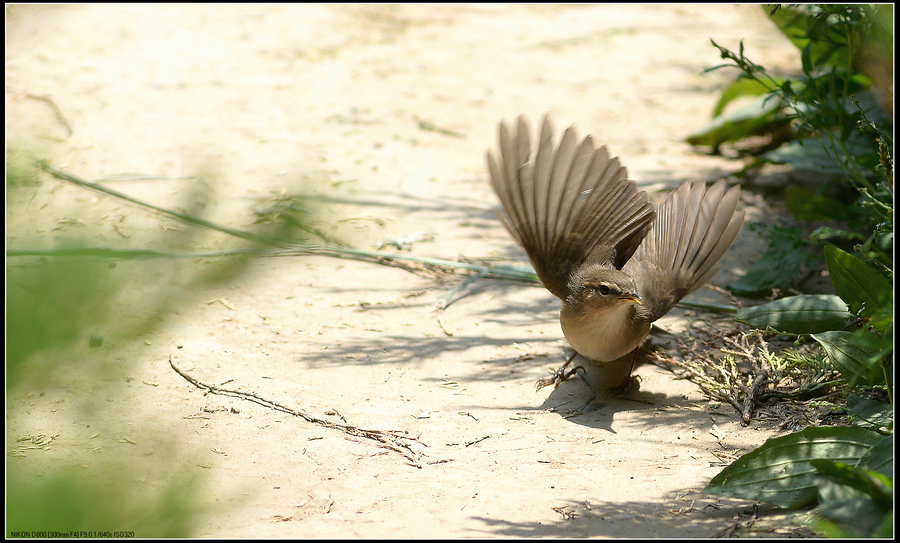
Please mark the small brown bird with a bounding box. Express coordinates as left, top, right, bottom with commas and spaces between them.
487, 115, 744, 391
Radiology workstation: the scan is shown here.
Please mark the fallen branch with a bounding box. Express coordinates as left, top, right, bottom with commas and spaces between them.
722, 333, 771, 426
741, 363, 769, 425
168, 355, 426, 468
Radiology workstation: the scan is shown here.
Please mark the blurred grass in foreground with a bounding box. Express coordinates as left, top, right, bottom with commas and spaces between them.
6, 150, 332, 537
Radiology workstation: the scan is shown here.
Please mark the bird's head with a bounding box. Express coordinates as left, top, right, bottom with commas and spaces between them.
564, 266, 641, 318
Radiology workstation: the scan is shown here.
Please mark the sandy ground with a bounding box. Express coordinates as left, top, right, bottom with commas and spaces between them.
7, 4, 807, 538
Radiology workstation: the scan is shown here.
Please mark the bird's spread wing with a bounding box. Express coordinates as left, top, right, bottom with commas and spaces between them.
623, 180, 744, 322
487, 115, 656, 299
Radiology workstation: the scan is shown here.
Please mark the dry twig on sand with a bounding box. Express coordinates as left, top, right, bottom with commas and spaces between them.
653, 328, 773, 425
168, 355, 426, 468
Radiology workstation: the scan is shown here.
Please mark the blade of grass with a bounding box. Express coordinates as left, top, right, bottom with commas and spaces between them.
26, 161, 737, 312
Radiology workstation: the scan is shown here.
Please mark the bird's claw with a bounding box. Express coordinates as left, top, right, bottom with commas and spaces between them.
535, 364, 582, 391
535, 351, 580, 391
535, 369, 562, 391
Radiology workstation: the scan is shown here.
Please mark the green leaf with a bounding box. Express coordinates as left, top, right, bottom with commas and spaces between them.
760, 134, 877, 176
766, 5, 854, 70
823, 245, 893, 320
800, 42, 813, 74
712, 77, 784, 116
705, 426, 884, 509
815, 497, 893, 538
812, 459, 893, 537
784, 186, 854, 221
729, 226, 812, 295
811, 459, 893, 506
849, 325, 893, 366
685, 93, 785, 148
808, 226, 867, 244
856, 436, 893, 478
812, 331, 886, 385
735, 295, 852, 334
843, 396, 894, 433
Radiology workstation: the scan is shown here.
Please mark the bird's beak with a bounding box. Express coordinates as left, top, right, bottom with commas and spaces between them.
618, 293, 641, 305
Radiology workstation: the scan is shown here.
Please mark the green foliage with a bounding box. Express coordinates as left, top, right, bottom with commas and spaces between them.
705, 427, 892, 537
823, 245, 892, 324
812, 331, 887, 387
840, 395, 894, 433
821, 246, 892, 391
809, 457, 893, 537
694, 5, 892, 178
783, 185, 856, 221
6, 467, 210, 538
700, 4, 893, 386
5, 158, 311, 536
705, 425, 884, 508
698, 6, 893, 537
697, 4, 893, 292
685, 91, 788, 150
734, 294, 853, 334
729, 225, 817, 295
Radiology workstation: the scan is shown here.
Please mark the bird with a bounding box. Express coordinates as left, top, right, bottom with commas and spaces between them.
486, 114, 745, 393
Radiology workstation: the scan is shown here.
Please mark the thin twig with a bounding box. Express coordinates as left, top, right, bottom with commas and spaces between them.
169, 355, 426, 468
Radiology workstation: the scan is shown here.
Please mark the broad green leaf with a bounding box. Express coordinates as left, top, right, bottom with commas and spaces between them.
844, 396, 894, 433
812, 331, 886, 385
735, 295, 852, 334
813, 510, 895, 539
729, 252, 807, 295
705, 425, 884, 508
712, 77, 784, 116
823, 246, 893, 320
815, 496, 893, 538
850, 325, 893, 367
685, 93, 785, 148
856, 436, 893, 478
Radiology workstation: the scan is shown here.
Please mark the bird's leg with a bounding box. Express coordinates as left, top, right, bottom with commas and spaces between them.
535, 350, 580, 391
627, 346, 639, 376
607, 348, 641, 396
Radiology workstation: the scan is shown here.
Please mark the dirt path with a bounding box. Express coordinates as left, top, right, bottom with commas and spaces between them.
7, 5, 802, 537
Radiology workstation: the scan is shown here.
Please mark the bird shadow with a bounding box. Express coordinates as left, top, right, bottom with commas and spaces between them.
537, 352, 689, 432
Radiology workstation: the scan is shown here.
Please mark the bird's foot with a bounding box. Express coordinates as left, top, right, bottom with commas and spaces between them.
535, 365, 580, 390
606, 373, 642, 397
535, 351, 579, 391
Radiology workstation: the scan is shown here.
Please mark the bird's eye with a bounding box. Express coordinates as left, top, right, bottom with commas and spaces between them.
597, 285, 611, 295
